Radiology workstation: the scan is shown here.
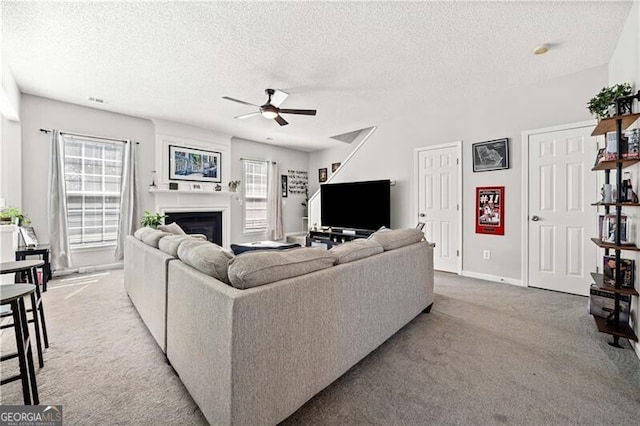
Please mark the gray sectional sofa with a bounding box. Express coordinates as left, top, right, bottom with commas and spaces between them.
124, 228, 434, 426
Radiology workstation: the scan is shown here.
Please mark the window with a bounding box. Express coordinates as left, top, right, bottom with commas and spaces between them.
62, 135, 124, 248
243, 160, 268, 233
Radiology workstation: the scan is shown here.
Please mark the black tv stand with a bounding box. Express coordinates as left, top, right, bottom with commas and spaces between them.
306, 228, 374, 248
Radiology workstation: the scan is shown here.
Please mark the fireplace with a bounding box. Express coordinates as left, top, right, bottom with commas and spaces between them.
164, 211, 223, 246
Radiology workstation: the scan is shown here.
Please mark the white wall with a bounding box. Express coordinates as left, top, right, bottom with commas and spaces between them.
1, 117, 21, 209
230, 137, 309, 244
0, 54, 22, 210
152, 119, 232, 191
307, 140, 358, 195
20, 94, 155, 269
608, 1, 640, 359
309, 65, 608, 281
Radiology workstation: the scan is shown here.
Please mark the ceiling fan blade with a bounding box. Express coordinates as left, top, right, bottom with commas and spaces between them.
271, 89, 289, 107
222, 96, 259, 107
278, 108, 317, 116
234, 112, 261, 119
274, 115, 289, 126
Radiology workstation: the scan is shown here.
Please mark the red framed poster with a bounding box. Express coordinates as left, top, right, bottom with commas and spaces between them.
476, 186, 504, 235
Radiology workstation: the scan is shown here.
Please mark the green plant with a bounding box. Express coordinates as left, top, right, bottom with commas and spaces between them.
141, 211, 166, 228
0, 206, 30, 225
587, 83, 632, 119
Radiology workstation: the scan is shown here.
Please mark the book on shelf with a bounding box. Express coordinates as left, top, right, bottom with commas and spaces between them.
589, 284, 630, 323
601, 213, 634, 245
624, 129, 639, 159
594, 147, 605, 166
597, 215, 604, 238
602, 255, 635, 288
605, 132, 629, 160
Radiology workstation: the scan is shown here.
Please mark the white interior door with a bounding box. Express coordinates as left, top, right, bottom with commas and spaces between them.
528, 125, 598, 296
416, 144, 461, 273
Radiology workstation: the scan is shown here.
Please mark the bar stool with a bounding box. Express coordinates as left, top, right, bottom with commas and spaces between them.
0, 284, 39, 405
0, 260, 49, 368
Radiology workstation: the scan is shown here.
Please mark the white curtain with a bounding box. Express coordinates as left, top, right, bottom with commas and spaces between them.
48, 130, 72, 270
114, 141, 139, 260
266, 162, 284, 240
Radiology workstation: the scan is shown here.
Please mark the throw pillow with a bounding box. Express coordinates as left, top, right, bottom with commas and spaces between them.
369, 228, 425, 251
230, 243, 301, 255
177, 240, 234, 284
157, 222, 187, 235
329, 239, 383, 264
366, 226, 388, 240
227, 247, 336, 289
158, 235, 192, 257
134, 226, 153, 240
134, 227, 172, 248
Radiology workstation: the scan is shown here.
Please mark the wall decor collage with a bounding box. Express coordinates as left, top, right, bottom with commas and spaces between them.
473, 138, 508, 236
286, 170, 308, 195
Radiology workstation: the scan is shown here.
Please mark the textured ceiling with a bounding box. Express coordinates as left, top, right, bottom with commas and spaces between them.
2, 1, 632, 151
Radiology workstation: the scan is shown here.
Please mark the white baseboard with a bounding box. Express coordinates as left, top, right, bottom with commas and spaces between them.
460, 270, 525, 287
633, 337, 640, 361
53, 262, 123, 277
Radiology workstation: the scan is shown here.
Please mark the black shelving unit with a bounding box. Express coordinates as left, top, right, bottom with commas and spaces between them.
590, 92, 640, 347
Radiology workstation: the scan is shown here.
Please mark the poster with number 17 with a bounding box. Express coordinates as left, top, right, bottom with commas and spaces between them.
476, 186, 504, 235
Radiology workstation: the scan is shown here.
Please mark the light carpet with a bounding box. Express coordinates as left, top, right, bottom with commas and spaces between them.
1, 270, 639, 425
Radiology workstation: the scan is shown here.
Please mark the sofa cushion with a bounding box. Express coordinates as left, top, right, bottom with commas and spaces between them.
228, 247, 336, 289
157, 222, 187, 235
158, 235, 193, 257
329, 239, 383, 264
134, 227, 172, 248
177, 240, 234, 284
369, 228, 425, 251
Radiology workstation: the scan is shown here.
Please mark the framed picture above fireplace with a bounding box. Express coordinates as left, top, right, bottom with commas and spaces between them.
169, 145, 222, 183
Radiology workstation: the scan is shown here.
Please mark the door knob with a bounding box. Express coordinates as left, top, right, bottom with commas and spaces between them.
419, 213, 426, 217
531, 215, 540, 222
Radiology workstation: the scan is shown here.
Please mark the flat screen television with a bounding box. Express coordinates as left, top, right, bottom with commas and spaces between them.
320, 179, 391, 231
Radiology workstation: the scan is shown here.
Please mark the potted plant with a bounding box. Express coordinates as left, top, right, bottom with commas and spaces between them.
141, 211, 166, 228
0, 206, 30, 226
587, 83, 633, 119
228, 180, 241, 192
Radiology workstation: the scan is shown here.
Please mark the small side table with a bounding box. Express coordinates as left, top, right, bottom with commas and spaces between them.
15, 244, 51, 292
0, 284, 39, 405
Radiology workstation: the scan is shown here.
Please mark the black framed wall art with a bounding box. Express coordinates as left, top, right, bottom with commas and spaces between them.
169, 144, 221, 183
472, 138, 509, 172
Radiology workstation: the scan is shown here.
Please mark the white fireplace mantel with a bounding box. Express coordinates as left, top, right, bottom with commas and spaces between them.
149, 189, 235, 248
149, 188, 237, 196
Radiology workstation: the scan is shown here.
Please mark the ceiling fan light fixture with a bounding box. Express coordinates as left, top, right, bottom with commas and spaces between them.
261, 104, 279, 119
261, 109, 278, 119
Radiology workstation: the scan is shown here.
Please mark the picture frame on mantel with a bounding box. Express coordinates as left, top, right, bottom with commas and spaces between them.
169, 144, 222, 183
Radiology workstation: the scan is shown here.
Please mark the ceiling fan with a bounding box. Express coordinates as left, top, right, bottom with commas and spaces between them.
222, 88, 317, 126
